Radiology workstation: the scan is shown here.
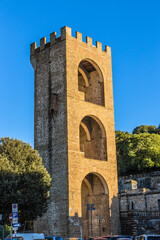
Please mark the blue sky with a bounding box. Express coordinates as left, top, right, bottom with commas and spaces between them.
0, 0, 160, 147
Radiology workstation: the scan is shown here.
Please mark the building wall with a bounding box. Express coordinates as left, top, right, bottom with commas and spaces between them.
31, 33, 69, 237
66, 27, 119, 237
119, 173, 160, 235
120, 190, 160, 212
119, 171, 160, 191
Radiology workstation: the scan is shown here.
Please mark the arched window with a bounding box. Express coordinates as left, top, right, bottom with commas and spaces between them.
80, 116, 107, 160
78, 59, 105, 106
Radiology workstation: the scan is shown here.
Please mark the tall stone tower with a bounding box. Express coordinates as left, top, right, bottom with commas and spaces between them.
30, 26, 119, 239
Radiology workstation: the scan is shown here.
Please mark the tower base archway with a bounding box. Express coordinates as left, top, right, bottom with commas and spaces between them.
81, 173, 110, 239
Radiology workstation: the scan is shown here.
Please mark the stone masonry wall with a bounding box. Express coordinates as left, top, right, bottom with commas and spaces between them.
119, 173, 160, 235
119, 171, 160, 191
31, 33, 69, 237
66, 28, 120, 236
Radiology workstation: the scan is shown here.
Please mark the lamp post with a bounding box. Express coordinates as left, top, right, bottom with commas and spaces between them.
87, 204, 95, 238
99, 216, 102, 237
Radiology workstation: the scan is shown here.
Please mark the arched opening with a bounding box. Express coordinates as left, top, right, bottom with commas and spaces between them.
80, 116, 107, 160
81, 173, 110, 239
78, 59, 105, 106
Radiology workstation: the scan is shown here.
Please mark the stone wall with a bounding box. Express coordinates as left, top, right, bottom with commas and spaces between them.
119, 172, 160, 235
31, 30, 69, 237
119, 171, 160, 191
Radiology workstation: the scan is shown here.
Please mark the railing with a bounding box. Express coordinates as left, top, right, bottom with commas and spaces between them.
120, 210, 160, 218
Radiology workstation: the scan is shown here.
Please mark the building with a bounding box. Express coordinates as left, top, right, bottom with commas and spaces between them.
119, 171, 160, 235
30, 26, 120, 239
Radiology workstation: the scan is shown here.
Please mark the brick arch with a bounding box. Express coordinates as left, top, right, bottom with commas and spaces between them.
84, 58, 103, 83
81, 172, 109, 195
79, 115, 107, 160
83, 178, 93, 195
81, 172, 110, 239
89, 115, 106, 138
92, 172, 109, 194
78, 65, 89, 87
78, 59, 105, 106
80, 122, 91, 141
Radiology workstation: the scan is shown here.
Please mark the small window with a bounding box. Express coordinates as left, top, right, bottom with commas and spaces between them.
129, 201, 134, 210
131, 201, 134, 210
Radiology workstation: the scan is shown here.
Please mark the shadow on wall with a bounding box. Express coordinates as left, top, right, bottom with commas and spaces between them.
68, 213, 82, 239
110, 195, 121, 235
68, 194, 120, 239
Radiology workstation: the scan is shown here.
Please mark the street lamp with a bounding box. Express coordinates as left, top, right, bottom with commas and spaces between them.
99, 216, 102, 237
87, 204, 95, 237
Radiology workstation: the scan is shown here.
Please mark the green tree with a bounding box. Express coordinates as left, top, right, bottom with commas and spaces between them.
132, 125, 157, 134
0, 224, 11, 239
156, 124, 160, 134
116, 130, 160, 176
0, 137, 51, 229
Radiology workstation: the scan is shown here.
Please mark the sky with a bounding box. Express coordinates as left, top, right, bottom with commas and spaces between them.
0, 0, 160, 147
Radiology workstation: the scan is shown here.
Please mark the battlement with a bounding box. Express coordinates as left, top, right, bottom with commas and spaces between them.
30, 26, 111, 56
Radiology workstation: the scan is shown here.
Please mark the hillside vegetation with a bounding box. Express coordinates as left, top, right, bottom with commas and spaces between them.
116, 125, 160, 176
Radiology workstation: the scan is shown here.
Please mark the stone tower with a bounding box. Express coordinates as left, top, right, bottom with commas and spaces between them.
30, 26, 119, 239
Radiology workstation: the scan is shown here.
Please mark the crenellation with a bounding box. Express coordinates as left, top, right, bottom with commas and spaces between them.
61, 26, 71, 40
75, 31, 82, 41
40, 37, 46, 50
86, 36, 92, 46
105, 45, 111, 54
30, 27, 109, 57
50, 32, 57, 45
30, 42, 37, 56
96, 41, 102, 50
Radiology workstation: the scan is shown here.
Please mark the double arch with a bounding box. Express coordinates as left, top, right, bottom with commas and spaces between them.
81, 172, 109, 195
79, 115, 107, 161
78, 59, 105, 106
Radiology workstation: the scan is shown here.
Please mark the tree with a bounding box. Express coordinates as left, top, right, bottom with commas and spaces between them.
156, 124, 160, 134
0, 137, 51, 228
116, 129, 160, 176
132, 125, 157, 134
